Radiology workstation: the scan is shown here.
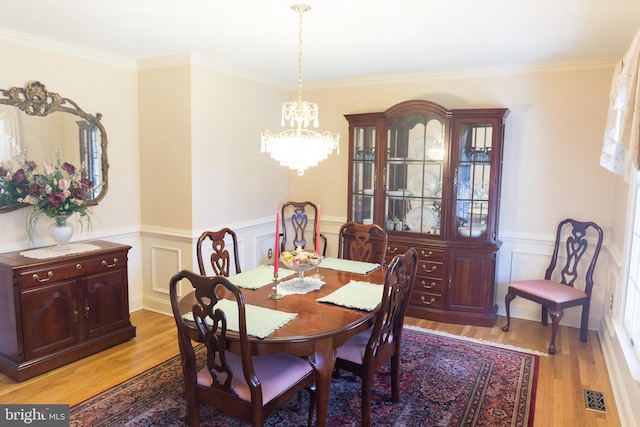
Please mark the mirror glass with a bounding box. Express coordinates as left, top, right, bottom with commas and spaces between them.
0, 81, 108, 212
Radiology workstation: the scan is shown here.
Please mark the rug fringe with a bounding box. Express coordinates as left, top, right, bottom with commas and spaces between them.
403, 325, 548, 356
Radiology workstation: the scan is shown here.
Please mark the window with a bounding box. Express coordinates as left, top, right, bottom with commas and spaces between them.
622, 170, 640, 367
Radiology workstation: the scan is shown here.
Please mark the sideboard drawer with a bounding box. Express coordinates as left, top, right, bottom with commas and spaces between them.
17, 250, 128, 289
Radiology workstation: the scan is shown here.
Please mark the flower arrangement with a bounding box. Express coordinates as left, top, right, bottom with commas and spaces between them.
281, 246, 322, 269
0, 149, 93, 234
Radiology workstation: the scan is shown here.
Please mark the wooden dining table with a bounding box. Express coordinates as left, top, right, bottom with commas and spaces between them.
180, 263, 385, 427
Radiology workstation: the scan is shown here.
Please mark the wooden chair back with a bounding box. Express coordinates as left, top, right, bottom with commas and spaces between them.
338, 221, 388, 265
196, 228, 241, 276
280, 201, 327, 255
545, 218, 603, 296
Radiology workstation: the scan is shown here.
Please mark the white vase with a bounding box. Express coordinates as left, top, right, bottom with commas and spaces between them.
49, 215, 74, 250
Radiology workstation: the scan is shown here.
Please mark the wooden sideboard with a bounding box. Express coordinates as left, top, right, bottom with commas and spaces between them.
0, 240, 136, 381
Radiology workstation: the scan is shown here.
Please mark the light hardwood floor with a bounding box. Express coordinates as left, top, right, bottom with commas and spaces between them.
0, 310, 620, 426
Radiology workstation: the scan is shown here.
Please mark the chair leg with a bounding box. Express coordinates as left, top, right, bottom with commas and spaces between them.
501, 292, 515, 332
361, 374, 372, 427
307, 385, 316, 427
542, 306, 549, 326
391, 353, 400, 403
548, 309, 564, 355
580, 303, 590, 342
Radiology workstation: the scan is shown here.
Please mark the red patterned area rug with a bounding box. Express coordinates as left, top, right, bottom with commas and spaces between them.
70, 327, 538, 426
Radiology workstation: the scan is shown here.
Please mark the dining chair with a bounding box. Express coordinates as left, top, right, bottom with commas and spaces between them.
333, 247, 418, 427
196, 228, 241, 276
169, 270, 316, 427
337, 221, 389, 265
502, 218, 604, 354
280, 201, 327, 256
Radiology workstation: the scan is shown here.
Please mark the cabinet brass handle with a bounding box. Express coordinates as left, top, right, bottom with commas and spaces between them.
422, 265, 437, 273
420, 250, 433, 258
33, 271, 53, 283
102, 258, 118, 268
421, 296, 436, 305
387, 247, 398, 254
421, 280, 436, 289
76, 263, 82, 269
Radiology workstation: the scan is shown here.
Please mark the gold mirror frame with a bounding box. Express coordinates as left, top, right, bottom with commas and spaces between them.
0, 81, 108, 213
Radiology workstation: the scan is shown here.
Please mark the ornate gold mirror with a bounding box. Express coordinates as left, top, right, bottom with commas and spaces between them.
0, 81, 108, 213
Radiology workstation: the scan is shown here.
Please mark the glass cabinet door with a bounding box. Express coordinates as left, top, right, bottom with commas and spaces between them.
454, 123, 493, 239
351, 125, 376, 224
385, 113, 446, 235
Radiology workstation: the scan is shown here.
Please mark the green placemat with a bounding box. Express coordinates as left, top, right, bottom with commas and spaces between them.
320, 257, 381, 275
183, 299, 296, 339
229, 265, 296, 289
316, 280, 384, 311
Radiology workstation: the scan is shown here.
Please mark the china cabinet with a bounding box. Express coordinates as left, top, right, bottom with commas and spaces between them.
0, 241, 136, 381
345, 100, 509, 326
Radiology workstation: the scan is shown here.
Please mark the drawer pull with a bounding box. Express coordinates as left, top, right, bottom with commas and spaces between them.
76, 263, 82, 270
421, 250, 433, 258
387, 247, 398, 254
422, 265, 437, 273
421, 296, 436, 305
33, 271, 53, 283
102, 258, 118, 268
421, 280, 436, 289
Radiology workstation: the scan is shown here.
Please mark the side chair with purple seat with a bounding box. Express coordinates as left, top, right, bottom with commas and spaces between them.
333, 247, 418, 427
169, 270, 316, 427
502, 218, 604, 354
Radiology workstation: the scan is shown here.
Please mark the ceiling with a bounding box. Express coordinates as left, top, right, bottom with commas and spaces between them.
0, 0, 638, 85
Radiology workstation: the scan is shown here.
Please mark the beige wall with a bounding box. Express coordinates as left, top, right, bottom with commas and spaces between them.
293, 63, 617, 239
190, 61, 291, 231
138, 63, 193, 230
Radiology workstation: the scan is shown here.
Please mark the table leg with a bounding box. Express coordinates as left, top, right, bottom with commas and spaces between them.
308, 338, 337, 427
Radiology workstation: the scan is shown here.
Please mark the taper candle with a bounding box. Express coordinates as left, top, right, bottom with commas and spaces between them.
316, 205, 321, 255
274, 211, 280, 275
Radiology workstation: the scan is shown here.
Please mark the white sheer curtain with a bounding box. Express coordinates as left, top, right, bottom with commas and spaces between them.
0, 107, 23, 162
600, 29, 640, 181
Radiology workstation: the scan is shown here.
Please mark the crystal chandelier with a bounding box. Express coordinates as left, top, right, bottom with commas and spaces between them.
261, 4, 339, 176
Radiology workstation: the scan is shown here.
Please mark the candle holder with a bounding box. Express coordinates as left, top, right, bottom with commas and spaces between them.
268, 273, 284, 300
311, 265, 323, 279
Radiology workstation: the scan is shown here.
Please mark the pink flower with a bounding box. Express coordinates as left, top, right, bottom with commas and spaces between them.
43, 162, 55, 175
58, 178, 71, 191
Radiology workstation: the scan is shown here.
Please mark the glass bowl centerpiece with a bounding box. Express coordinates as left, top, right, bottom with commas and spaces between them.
280, 247, 322, 284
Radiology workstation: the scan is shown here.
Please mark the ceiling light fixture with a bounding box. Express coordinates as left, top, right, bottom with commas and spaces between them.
261, 4, 339, 176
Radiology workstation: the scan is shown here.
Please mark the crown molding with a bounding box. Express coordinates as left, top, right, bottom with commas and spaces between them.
307, 58, 619, 89
0, 26, 136, 68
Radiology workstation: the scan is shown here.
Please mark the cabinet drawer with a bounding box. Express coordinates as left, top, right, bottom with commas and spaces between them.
387, 244, 445, 263
18, 253, 126, 289
409, 291, 443, 309
417, 261, 444, 279
415, 248, 445, 263
414, 277, 444, 293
